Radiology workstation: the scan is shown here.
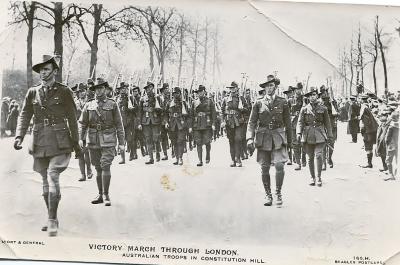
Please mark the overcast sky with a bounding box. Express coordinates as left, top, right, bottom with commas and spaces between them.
0, 0, 399, 95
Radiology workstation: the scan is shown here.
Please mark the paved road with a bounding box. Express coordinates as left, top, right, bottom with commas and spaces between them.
0, 122, 399, 260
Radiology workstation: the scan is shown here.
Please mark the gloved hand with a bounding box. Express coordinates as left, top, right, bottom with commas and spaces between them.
247, 139, 255, 156
138, 125, 142, 130
73, 142, 83, 159
14, 137, 23, 150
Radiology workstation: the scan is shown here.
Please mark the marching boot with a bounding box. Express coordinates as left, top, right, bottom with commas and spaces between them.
205, 144, 211, 164
92, 169, 104, 204
196, 145, 203, 167
276, 189, 283, 206
328, 146, 334, 168
145, 152, 154, 164
309, 159, 316, 186
156, 152, 161, 162
119, 151, 126, 164
178, 158, 183, 166
161, 151, 168, 161
384, 164, 396, 181
316, 156, 323, 187
48, 193, 60, 237
361, 153, 373, 168
262, 173, 272, 206
379, 157, 388, 172
141, 146, 146, 157
41, 193, 49, 231
236, 157, 242, 167
275, 167, 284, 206
102, 169, 112, 206
173, 158, 179, 165
264, 189, 273, 206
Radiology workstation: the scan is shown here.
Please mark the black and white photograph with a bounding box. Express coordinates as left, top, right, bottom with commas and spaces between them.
0, 0, 399, 264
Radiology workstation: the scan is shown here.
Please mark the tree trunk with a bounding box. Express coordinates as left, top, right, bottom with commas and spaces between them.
53, 2, 63, 82
147, 18, 154, 70
192, 23, 199, 77
376, 16, 388, 97
177, 17, 184, 85
202, 18, 208, 83
89, 4, 102, 80
349, 44, 354, 96
26, 2, 35, 88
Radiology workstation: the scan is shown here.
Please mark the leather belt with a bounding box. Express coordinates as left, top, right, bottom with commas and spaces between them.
89, 124, 114, 130
197, 112, 209, 117
34, 117, 66, 126
259, 123, 283, 130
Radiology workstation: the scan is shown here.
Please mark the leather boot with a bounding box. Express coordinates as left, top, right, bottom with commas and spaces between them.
361, 153, 373, 168
379, 157, 388, 172
119, 151, 126, 164
309, 158, 316, 186
48, 193, 60, 237
161, 151, 168, 161
145, 152, 154, 164
262, 173, 272, 206
276, 190, 283, 206
91, 194, 103, 204
156, 152, 161, 162
196, 145, 203, 166
236, 157, 242, 167
205, 144, 211, 163
264, 189, 273, 206
41, 193, 49, 231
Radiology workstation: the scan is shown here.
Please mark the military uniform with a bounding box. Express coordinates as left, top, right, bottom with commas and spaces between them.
191, 85, 216, 166
15, 55, 80, 237
79, 81, 125, 206
127, 90, 144, 160
222, 83, 249, 167
242, 93, 252, 159
290, 93, 304, 169
164, 87, 191, 165
359, 99, 378, 168
385, 110, 399, 180
247, 78, 291, 206
160, 84, 171, 160
138, 84, 163, 164
73, 84, 93, 181
347, 98, 360, 142
297, 92, 333, 186
116, 84, 130, 164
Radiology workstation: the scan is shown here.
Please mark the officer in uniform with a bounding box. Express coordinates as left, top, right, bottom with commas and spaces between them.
296, 88, 333, 187
79, 78, 125, 206
359, 94, 378, 168
138, 82, 163, 164
74, 83, 93, 181
14, 55, 81, 236
246, 76, 291, 206
115, 82, 130, 164
160, 83, 170, 160
222, 81, 249, 167
347, 95, 360, 143
164, 87, 191, 165
191, 85, 216, 166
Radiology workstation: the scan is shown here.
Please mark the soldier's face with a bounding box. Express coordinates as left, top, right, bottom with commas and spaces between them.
132, 89, 139, 96
79, 90, 86, 99
39, 63, 57, 82
198, 91, 205, 98
310, 93, 318, 103
295, 89, 302, 96
95, 86, 106, 97
266, 83, 276, 96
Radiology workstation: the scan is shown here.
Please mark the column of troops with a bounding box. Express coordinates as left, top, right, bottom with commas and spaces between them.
13, 55, 399, 237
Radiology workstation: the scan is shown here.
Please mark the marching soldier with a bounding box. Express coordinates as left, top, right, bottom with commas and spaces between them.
296, 87, 333, 187
222, 81, 249, 167
79, 78, 125, 206
115, 82, 131, 164
283, 86, 294, 165
164, 87, 191, 165
160, 83, 170, 160
191, 85, 216, 166
384, 108, 399, 181
375, 107, 391, 173
319, 85, 339, 168
242, 88, 253, 160
359, 95, 378, 168
138, 82, 163, 164
127, 85, 144, 160
74, 83, 93, 181
246, 76, 291, 206
347, 95, 360, 143
14, 55, 81, 236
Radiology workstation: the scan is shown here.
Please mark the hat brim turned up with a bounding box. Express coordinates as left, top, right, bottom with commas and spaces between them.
32, 57, 59, 73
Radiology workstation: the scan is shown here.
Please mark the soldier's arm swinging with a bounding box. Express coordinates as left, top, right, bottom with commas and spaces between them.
15, 89, 34, 143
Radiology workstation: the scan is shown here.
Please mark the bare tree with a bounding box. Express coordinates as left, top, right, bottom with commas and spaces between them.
9, 1, 37, 88
74, 4, 128, 79
365, 19, 379, 95
375, 16, 389, 97
201, 17, 210, 83
33, 2, 75, 82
